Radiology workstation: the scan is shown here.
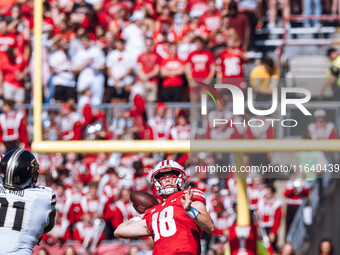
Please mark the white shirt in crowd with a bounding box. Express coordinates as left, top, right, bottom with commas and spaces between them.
49, 50, 76, 87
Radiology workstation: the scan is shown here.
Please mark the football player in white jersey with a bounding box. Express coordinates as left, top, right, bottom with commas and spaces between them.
0, 149, 56, 254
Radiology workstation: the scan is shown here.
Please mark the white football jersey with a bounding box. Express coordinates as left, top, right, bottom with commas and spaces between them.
0, 184, 56, 254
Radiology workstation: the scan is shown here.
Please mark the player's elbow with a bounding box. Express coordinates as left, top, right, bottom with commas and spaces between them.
207, 223, 215, 233
114, 227, 124, 238
203, 222, 215, 233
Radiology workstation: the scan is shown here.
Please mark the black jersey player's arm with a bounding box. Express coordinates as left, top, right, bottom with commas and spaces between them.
181, 187, 215, 233
43, 209, 56, 234
114, 218, 150, 239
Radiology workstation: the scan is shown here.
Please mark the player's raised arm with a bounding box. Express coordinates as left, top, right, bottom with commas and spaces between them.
114, 217, 150, 239
181, 186, 215, 233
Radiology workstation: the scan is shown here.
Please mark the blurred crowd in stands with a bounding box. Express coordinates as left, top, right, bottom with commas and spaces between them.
0, 0, 338, 254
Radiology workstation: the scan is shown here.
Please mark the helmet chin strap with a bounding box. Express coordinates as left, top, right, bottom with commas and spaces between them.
156, 181, 181, 196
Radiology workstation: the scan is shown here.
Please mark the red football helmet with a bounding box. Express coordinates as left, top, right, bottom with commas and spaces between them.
150, 160, 187, 196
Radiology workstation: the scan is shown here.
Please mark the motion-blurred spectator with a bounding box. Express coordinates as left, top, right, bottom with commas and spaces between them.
201, 0, 221, 34
247, 177, 267, 212
132, 160, 150, 192
284, 179, 311, 235
148, 102, 174, 140
102, 188, 135, 231
64, 153, 88, 181
249, 57, 279, 102
0, 99, 29, 153
210, 198, 235, 240
160, 43, 185, 102
183, 14, 209, 41
129, 84, 148, 139
65, 176, 85, 224
177, 30, 196, 61
63, 246, 78, 255
257, 185, 282, 252
0, 47, 28, 104
186, 36, 215, 87
72, 33, 105, 105
208, 185, 236, 239
153, 16, 178, 43
122, 10, 146, 64
36, 248, 51, 255
81, 181, 101, 218
319, 48, 340, 101
280, 243, 295, 255
266, 0, 290, 29
303, 0, 321, 27
89, 152, 109, 181
100, 168, 121, 211
227, 1, 250, 50
319, 238, 335, 255
136, 38, 160, 102
216, 33, 249, 91
73, 213, 105, 242
78, 88, 107, 129
307, 109, 337, 140
55, 183, 68, 219
59, 103, 82, 141
49, 37, 76, 104
170, 110, 190, 140
106, 38, 134, 103
70, 0, 95, 30
187, 0, 208, 18
0, 19, 17, 55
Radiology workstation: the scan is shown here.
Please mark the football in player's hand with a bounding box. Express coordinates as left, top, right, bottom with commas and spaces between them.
130, 191, 159, 214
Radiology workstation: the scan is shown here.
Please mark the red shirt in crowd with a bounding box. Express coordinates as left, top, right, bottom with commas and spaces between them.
229, 13, 250, 46
217, 48, 246, 89
0, 33, 17, 52
137, 51, 159, 83
200, 10, 222, 32
60, 112, 82, 141
0, 111, 29, 148
187, 49, 214, 79
187, 0, 208, 14
0, 51, 27, 88
284, 181, 311, 206
161, 57, 185, 87
102, 199, 134, 229
257, 198, 282, 235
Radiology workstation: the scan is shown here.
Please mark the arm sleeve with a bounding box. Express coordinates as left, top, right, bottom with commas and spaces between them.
191, 188, 206, 205
50, 190, 57, 212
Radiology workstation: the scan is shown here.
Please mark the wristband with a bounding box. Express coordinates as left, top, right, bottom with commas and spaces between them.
186, 206, 199, 219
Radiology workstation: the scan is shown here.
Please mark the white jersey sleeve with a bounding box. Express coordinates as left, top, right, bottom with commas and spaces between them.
0, 185, 56, 255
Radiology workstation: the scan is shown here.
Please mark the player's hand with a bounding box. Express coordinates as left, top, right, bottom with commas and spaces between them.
181, 186, 193, 212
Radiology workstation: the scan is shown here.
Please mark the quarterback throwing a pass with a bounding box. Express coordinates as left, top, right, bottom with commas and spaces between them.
115, 160, 215, 254
0, 149, 56, 254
